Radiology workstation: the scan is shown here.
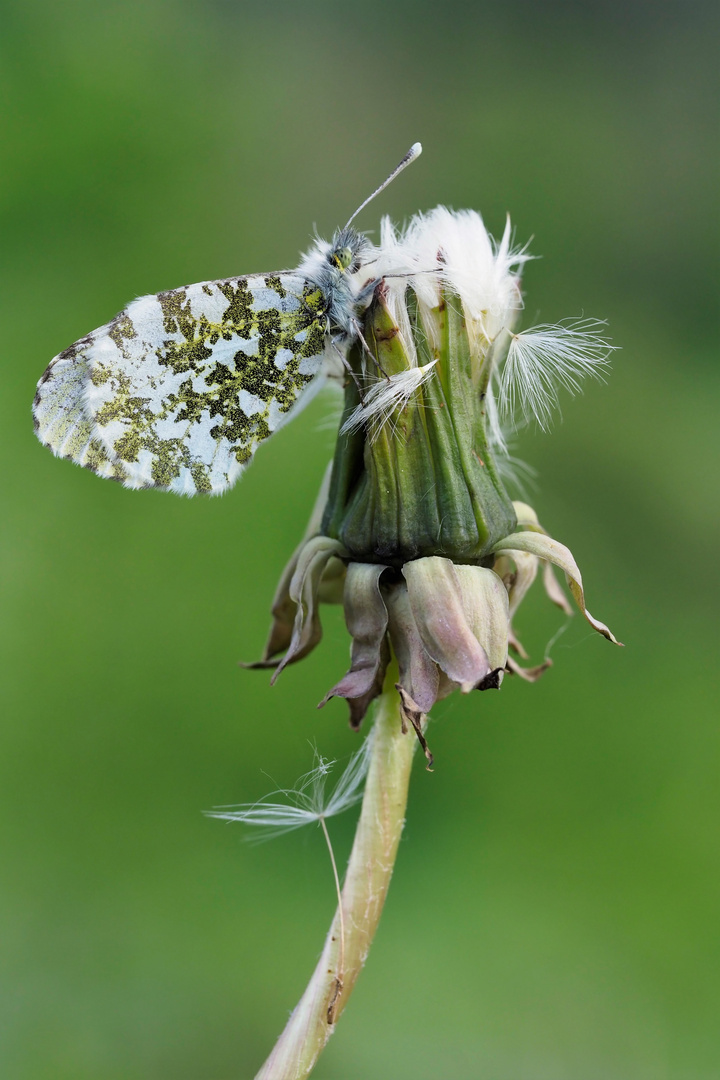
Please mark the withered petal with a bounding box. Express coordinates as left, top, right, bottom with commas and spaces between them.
542, 559, 573, 615
498, 549, 538, 619
491, 532, 622, 645
403, 557, 491, 692
396, 685, 434, 770
318, 563, 390, 711
508, 627, 529, 659
271, 537, 346, 682
342, 637, 391, 731
317, 556, 347, 605
251, 464, 337, 666
385, 581, 440, 714
506, 655, 553, 682
511, 501, 546, 533
452, 565, 509, 673
249, 540, 305, 666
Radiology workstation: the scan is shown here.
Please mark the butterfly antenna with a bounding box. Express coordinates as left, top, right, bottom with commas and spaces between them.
343, 142, 422, 230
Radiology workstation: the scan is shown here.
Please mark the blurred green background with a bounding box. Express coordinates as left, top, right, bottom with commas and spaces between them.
1, 1, 718, 1076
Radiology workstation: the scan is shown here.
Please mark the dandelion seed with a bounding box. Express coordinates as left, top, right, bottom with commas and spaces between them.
498, 319, 617, 431
206, 733, 373, 839
341, 361, 438, 436
207, 737, 373, 1013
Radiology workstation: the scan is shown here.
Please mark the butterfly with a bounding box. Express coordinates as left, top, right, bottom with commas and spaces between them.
33, 144, 422, 496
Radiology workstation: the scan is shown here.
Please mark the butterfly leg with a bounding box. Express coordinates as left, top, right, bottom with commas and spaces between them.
352, 319, 391, 382
331, 339, 367, 405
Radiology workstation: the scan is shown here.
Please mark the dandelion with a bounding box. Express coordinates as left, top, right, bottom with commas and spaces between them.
252, 206, 620, 763
245, 202, 621, 1078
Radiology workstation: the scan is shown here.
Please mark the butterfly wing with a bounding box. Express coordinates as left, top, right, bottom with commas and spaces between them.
34, 274, 329, 495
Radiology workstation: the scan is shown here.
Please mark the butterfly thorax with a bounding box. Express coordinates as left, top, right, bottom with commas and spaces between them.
298, 227, 372, 342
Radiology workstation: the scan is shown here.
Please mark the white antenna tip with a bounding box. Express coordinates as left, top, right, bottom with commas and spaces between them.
342, 142, 424, 230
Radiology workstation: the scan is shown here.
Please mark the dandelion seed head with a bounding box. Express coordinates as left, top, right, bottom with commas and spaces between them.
359, 208, 529, 349
351, 210, 615, 439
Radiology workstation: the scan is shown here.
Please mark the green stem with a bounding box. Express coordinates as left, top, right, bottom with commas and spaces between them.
254, 672, 418, 1079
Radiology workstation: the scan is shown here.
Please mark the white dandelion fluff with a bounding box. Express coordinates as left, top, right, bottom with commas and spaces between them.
340, 361, 438, 436
350, 210, 615, 440
206, 733, 373, 840
208, 736, 375, 1004
498, 319, 617, 431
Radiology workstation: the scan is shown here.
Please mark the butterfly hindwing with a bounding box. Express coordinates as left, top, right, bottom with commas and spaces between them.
34, 274, 329, 495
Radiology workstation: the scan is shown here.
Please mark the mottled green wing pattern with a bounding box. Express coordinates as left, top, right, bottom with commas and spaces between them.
33, 274, 329, 495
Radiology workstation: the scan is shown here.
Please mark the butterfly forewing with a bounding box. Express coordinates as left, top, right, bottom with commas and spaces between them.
34, 273, 329, 495
33, 340, 130, 483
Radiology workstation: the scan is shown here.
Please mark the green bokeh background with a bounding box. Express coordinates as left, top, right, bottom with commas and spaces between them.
2, 1, 718, 1076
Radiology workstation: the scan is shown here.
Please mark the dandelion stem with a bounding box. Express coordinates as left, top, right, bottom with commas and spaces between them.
254, 666, 419, 1079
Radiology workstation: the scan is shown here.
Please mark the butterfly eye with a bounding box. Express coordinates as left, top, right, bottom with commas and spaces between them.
334, 246, 354, 271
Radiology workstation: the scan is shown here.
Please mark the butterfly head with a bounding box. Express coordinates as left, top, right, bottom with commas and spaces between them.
328, 227, 370, 275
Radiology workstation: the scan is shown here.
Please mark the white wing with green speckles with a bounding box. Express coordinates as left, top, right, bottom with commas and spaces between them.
33, 273, 330, 495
